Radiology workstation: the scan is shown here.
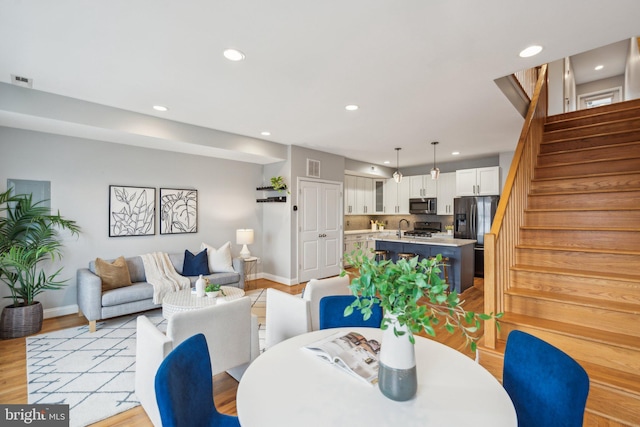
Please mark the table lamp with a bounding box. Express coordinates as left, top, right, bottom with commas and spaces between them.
236, 229, 254, 259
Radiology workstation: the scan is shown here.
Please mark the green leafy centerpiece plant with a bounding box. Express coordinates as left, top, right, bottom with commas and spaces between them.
0, 190, 80, 339
341, 249, 500, 401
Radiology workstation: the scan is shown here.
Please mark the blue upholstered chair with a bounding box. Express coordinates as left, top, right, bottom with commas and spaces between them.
503, 330, 589, 427
319, 295, 383, 330
155, 333, 240, 427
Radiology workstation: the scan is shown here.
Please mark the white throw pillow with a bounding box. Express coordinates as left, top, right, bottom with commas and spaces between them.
201, 241, 235, 273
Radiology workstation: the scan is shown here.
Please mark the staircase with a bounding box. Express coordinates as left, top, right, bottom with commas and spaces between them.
479, 98, 640, 427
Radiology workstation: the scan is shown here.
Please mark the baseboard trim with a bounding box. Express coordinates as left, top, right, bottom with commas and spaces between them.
44, 304, 79, 319
261, 273, 296, 286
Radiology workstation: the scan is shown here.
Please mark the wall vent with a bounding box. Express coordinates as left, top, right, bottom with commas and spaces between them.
11, 74, 33, 88
307, 159, 320, 178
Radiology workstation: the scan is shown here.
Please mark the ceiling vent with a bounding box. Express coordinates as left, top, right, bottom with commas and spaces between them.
11, 74, 33, 88
307, 159, 320, 178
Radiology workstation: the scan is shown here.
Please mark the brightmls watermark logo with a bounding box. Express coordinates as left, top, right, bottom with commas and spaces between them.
1, 405, 69, 426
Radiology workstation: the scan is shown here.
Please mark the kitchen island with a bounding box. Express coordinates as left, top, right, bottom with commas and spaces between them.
373, 236, 476, 293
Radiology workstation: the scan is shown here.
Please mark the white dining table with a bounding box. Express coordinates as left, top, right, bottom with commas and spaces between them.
237, 327, 517, 427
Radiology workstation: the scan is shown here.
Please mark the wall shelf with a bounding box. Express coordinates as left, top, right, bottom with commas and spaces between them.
257, 196, 287, 203
257, 185, 287, 203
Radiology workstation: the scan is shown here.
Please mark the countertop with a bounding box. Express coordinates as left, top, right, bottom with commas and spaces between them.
374, 235, 476, 247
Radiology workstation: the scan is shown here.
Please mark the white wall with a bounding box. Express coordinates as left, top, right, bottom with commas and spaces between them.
0, 127, 262, 316
625, 37, 640, 100
547, 59, 565, 116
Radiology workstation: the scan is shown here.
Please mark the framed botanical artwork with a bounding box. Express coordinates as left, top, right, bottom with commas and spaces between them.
160, 188, 198, 234
109, 185, 156, 237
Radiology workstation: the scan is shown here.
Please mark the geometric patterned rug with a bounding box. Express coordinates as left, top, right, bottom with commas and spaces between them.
26, 288, 267, 427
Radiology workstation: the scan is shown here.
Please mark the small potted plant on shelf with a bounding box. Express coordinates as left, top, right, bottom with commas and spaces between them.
270, 176, 290, 194
341, 250, 501, 401
205, 283, 223, 298
445, 225, 454, 235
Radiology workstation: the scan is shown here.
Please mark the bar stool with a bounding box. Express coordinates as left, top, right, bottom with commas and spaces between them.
374, 250, 388, 262
429, 256, 450, 283
397, 253, 417, 261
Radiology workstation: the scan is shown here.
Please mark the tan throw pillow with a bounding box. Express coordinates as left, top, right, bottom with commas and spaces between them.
95, 256, 133, 292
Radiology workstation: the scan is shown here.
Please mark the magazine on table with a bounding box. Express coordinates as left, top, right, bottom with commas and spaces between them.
303, 331, 381, 386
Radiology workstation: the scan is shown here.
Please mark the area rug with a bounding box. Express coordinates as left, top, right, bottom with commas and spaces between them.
26, 288, 267, 427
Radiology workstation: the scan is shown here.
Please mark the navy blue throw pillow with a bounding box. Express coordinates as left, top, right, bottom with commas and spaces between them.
182, 249, 210, 276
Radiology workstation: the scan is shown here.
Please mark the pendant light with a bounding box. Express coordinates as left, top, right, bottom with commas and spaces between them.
430, 141, 440, 180
393, 147, 403, 183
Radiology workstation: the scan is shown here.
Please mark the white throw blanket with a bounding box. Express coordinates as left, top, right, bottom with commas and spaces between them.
141, 252, 191, 303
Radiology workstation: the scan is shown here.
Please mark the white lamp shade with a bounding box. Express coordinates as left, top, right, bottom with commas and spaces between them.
236, 229, 254, 259
236, 229, 254, 245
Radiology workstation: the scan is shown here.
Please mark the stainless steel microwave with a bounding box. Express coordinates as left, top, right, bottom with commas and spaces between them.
409, 198, 437, 214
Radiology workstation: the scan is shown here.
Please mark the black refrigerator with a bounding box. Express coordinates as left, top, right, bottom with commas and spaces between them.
453, 196, 499, 277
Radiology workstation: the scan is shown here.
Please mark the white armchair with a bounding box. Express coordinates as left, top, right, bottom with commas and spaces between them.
265, 275, 351, 349
135, 296, 259, 427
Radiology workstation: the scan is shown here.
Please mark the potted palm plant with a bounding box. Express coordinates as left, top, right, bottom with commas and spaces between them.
0, 190, 80, 339
341, 250, 500, 401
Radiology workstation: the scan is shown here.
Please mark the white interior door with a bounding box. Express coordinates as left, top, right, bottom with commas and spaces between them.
298, 179, 342, 283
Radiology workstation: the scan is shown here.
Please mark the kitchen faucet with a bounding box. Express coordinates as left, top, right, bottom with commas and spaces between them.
398, 219, 409, 239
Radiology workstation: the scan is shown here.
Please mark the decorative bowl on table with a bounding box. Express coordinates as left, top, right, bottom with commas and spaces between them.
206, 291, 220, 298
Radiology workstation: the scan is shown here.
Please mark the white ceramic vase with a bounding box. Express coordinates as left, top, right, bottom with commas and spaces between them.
378, 314, 417, 401
195, 275, 206, 298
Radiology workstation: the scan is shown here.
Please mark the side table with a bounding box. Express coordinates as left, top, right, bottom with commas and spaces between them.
243, 256, 258, 287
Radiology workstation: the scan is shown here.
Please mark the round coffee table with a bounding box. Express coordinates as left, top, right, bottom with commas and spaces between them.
162, 286, 245, 319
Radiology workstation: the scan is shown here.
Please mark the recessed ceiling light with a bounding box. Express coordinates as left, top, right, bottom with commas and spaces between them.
261, 131, 271, 136
594, 65, 604, 71
223, 48, 245, 61
383, 161, 390, 164
451, 151, 460, 156
153, 105, 168, 112
345, 104, 359, 111
519, 45, 543, 58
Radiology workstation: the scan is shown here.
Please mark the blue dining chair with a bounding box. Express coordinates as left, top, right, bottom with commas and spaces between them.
503, 330, 589, 427
154, 333, 240, 427
319, 295, 383, 330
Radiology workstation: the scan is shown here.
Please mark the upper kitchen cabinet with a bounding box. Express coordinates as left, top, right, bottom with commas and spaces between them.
455, 166, 500, 196
409, 175, 437, 198
373, 179, 385, 214
436, 172, 456, 215
384, 178, 410, 214
344, 175, 374, 215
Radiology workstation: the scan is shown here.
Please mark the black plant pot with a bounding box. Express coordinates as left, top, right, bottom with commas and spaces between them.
0, 301, 43, 339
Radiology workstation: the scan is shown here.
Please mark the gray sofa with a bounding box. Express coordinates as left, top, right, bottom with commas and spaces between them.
77, 252, 245, 332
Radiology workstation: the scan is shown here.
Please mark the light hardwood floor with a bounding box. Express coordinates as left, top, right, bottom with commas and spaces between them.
0, 277, 484, 426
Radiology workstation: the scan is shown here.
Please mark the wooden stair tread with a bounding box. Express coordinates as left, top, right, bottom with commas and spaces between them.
544, 116, 640, 137
499, 313, 639, 351
528, 187, 640, 196
532, 170, 640, 183
520, 225, 640, 232
541, 128, 640, 145
538, 140, 640, 158
511, 263, 640, 283
481, 339, 640, 395
578, 360, 640, 396
535, 155, 640, 169
546, 99, 640, 123
516, 243, 640, 257
505, 287, 640, 315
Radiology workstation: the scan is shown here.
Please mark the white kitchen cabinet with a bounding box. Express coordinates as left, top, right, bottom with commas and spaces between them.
357, 176, 374, 214
343, 233, 372, 266
409, 175, 437, 198
344, 175, 357, 214
384, 178, 410, 214
455, 166, 500, 196
436, 172, 456, 215
344, 175, 375, 215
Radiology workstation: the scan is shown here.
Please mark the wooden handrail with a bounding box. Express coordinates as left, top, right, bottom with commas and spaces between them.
483, 64, 548, 348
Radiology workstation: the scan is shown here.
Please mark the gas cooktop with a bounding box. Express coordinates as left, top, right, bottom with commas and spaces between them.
403, 221, 441, 238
